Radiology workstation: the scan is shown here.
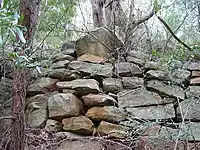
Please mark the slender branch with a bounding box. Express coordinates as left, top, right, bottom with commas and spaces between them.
135, 9, 155, 26
157, 16, 192, 51
0, 116, 15, 120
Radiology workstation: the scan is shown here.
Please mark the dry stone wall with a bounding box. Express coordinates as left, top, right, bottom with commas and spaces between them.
25, 28, 200, 149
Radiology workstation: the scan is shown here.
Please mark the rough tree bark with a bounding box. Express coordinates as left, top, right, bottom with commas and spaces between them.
90, 0, 105, 27
10, 0, 41, 150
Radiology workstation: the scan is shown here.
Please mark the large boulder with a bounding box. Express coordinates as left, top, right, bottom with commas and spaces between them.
56, 79, 100, 96
76, 27, 122, 58
62, 116, 94, 135
48, 93, 84, 120
86, 106, 127, 123
68, 61, 113, 78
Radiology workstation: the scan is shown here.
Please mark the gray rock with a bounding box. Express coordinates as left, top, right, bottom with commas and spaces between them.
103, 78, 123, 93
51, 60, 70, 69
185, 61, 200, 71
47, 68, 82, 81
55, 139, 105, 150
69, 61, 113, 78
145, 70, 170, 81
26, 95, 48, 128
45, 119, 62, 132
48, 93, 84, 120
171, 69, 191, 85
127, 50, 149, 60
186, 86, 200, 98
115, 62, 142, 77
176, 98, 200, 121
56, 79, 100, 96
147, 80, 185, 99
126, 103, 175, 120
76, 27, 122, 58
118, 88, 172, 108
27, 77, 59, 96
52, 53, 75, 63
122, 77, 144, 89
61, 41, 76, 50
61, 48, 76, 57
126, 56, 145, 67
144, 61, 160, 71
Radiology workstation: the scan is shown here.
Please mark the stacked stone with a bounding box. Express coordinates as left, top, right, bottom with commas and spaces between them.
25, 28, 200, 149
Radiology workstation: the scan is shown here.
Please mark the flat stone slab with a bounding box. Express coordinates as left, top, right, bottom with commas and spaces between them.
115, 62, 142, 77
125, 103, 175, 120
145, 70, 170, 81
47, 68, 82, 81
69, 61, 113, 78
82, 93, 117, 107
190, 77, 200, 85
147, 80, 185, 99
27, 77, 58, 96
118, 88, 173, 108
122, 77, 144, 89
56, 79, 100, 96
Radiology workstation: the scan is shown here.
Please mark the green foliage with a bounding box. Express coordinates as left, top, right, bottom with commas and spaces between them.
37, 0, 79, 47
0, 4, 25, 49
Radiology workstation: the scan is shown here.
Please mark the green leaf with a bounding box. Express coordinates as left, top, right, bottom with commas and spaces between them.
15, 27, 26, 43
3, 0, 9, 8
0, 36, 3, 47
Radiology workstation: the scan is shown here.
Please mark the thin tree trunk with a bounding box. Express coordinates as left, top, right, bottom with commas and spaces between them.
10, 0, 41, 149
11, 69, 26, 150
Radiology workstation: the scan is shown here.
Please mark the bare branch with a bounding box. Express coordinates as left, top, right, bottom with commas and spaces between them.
0, 116, 15, 120
157, 16, 192, 51
135, 9, 155, 26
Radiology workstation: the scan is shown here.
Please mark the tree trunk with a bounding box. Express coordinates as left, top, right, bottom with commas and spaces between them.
20, 0, 41, 47
10, 69, 26, 150
90, 0, 105, 27
10, 0, 41, 149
